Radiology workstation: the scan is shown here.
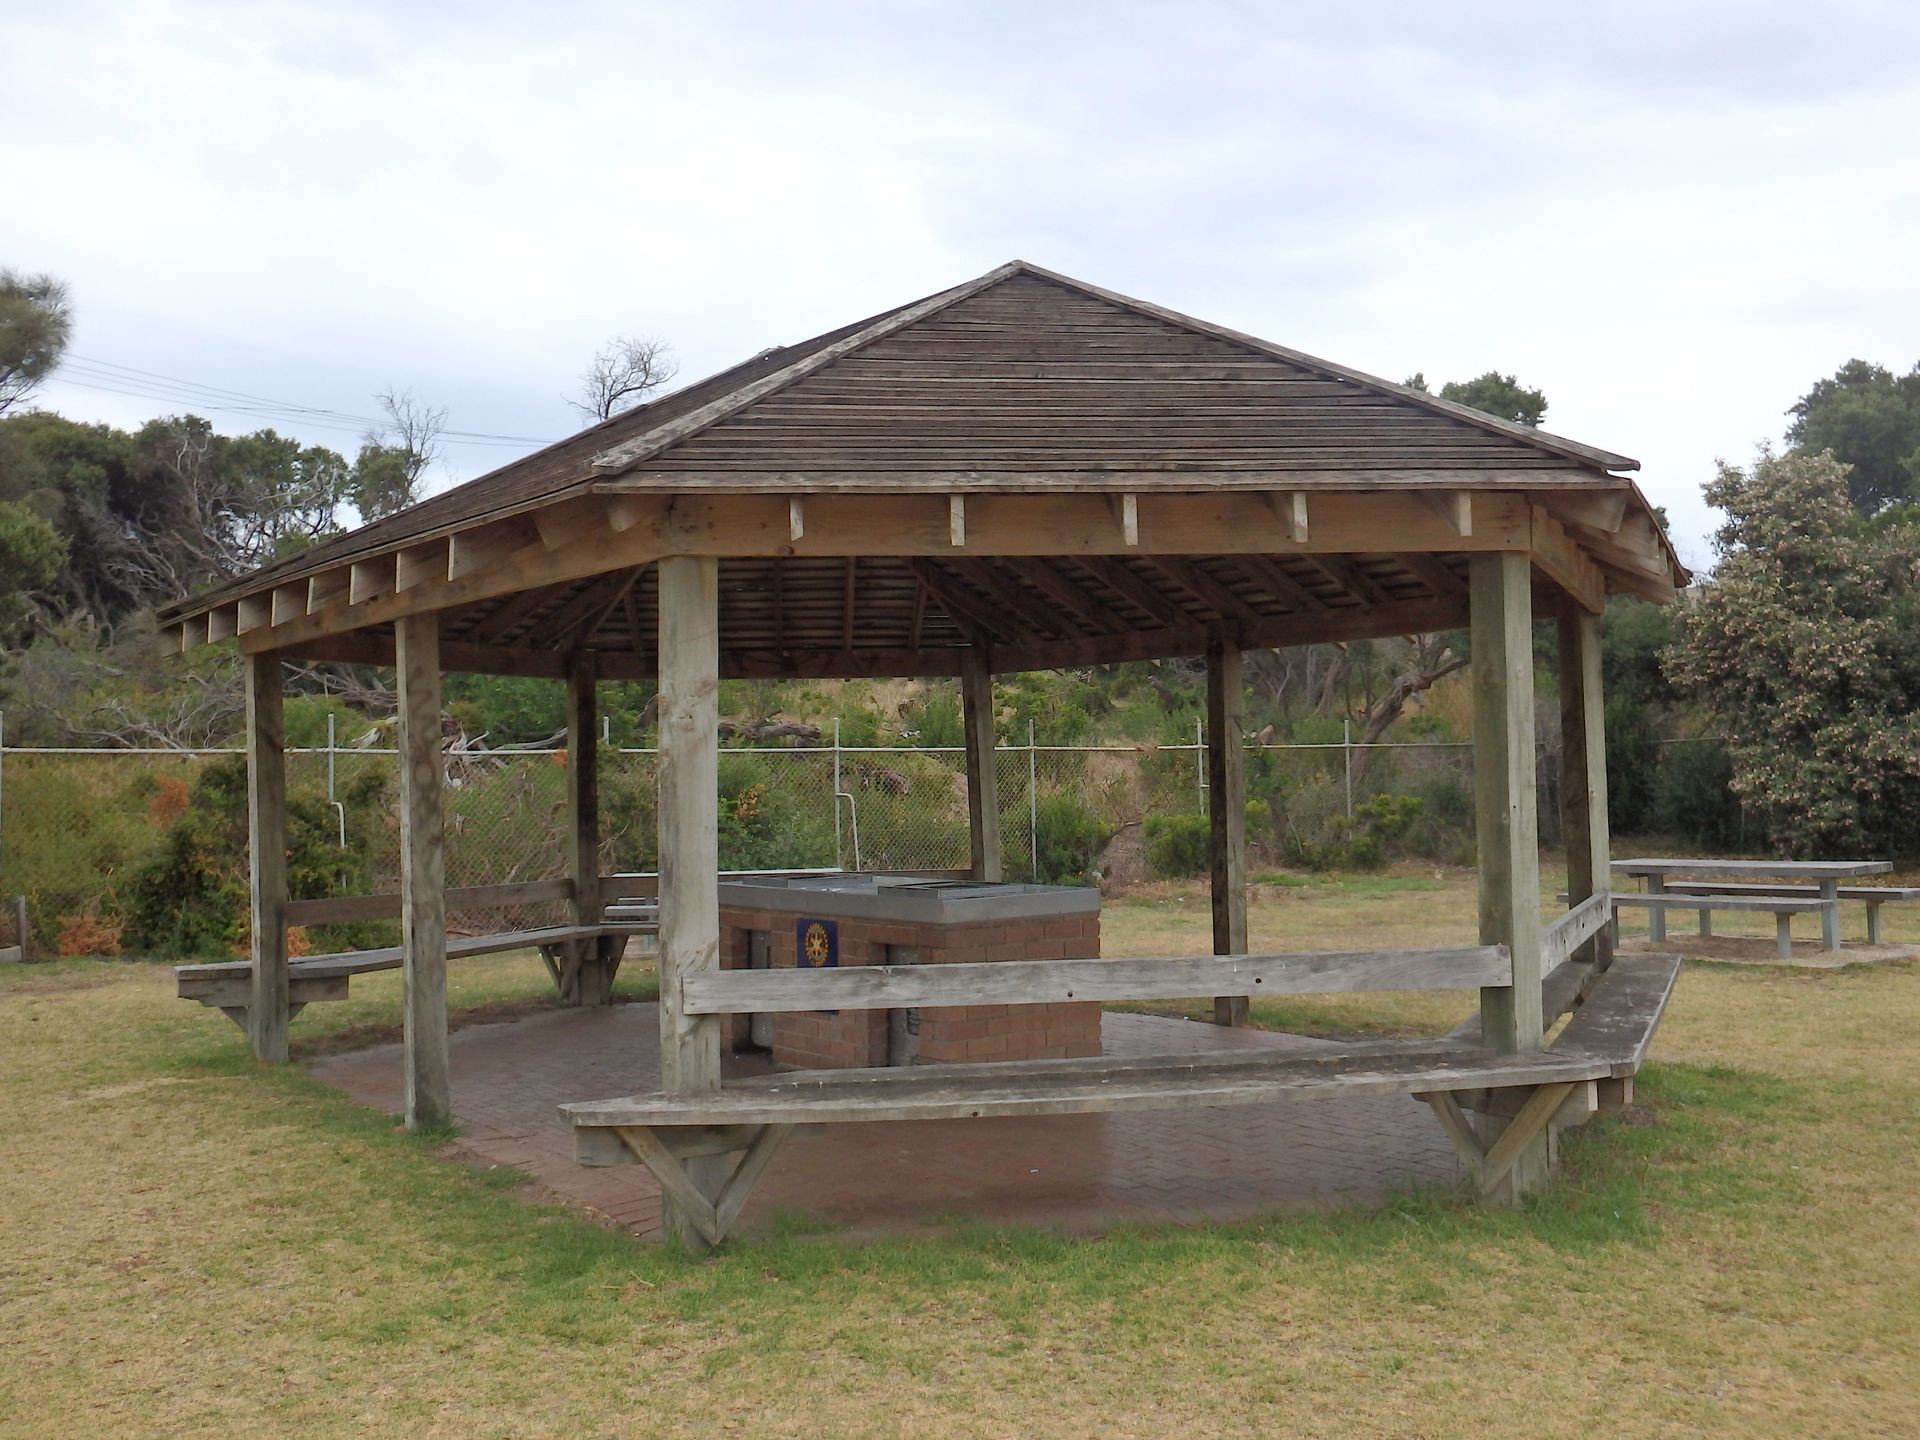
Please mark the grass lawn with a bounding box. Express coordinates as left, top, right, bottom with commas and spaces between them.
3, 867, 1918, 1437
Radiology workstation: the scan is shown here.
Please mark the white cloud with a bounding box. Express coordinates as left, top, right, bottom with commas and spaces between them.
6, 0, 1918, 571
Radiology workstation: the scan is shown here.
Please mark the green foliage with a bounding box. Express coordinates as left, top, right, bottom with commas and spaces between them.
0, 269, 71, 415
1012, 792, 1111, 886
1405, 369, 1547, 426
1653, 739, 1743, 849
119, 757, 389, 959
902, 687, 964, 747
1786, 358, 1920, 513
1666, 448, 1920, 855
1144, 813, 1211, 878
0, 498, 64, 629
714, 754, 837, 871
444, 673, 566, 743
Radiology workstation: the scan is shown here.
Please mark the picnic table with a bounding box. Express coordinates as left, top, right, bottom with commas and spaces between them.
1612, 858, 1894, 952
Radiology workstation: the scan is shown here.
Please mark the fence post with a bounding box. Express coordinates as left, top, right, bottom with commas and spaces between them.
1027, 718, 1039, 876
832, 718, 843, 868
1195, 717, 1206, 812
1343, 718, 1354, 818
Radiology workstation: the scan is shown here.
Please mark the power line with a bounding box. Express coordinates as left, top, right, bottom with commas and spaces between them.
52, 354, 564, 449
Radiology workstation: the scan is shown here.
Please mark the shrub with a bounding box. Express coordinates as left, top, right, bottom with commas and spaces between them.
1144, 813, 1210, 878
1655, 738, 1744, 849
1015, 792, 1112, 886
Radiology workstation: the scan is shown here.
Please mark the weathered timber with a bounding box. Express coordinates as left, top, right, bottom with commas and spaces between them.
1469, 550, 1547, 1201
961, 647, 1002, 882
396, 611, 450, 1131
1559, 604, 1612, 972
244, 653, 289, 1063
283, 878, 576, 927
1207, 631, 1249, 1026
680, 945, 1511, 1015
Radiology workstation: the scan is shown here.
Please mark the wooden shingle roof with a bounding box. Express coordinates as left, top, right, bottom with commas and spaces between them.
160, 261, 1687, 676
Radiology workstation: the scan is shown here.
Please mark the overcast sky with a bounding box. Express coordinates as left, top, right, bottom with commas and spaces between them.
8, 0, 1919, 574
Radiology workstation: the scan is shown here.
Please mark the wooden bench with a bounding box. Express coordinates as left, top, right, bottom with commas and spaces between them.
1607, 891, 1832, 959
1656, 881, 1920, 945
177, 921, 653, 1027
562, 904, 1675, 1250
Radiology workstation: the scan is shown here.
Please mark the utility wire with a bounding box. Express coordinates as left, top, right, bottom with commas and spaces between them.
52, 354, 563, 449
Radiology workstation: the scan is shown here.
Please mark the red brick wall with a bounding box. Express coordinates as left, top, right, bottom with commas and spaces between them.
717, 905, 1102, 1069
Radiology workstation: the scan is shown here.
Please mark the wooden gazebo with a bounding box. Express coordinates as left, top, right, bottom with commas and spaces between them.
161, 262, 1688, 1247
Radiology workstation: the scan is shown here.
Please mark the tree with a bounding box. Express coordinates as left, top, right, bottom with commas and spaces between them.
1785, 359, 1920, 513
0, 499, 64, 630
1406, 370, 1547, 427
572, 335, 676, 422
1665, 448, 1920, 855
351, 386, 443, 519
0, 270, 71, 415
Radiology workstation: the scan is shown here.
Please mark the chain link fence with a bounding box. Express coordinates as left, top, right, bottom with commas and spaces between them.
0, 726, 1553, 957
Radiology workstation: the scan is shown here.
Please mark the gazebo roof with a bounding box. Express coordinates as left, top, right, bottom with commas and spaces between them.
160, 261, 1687, 678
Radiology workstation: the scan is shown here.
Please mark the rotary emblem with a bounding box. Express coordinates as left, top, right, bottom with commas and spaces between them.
802, 921, 832, 967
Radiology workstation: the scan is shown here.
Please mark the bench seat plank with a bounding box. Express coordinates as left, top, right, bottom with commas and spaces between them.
1551, 953, 1682, 1077
177, 923, 652, 985
1657, 881, 1920, 901
561, 1045, 1613, 1130
1609, 893, 1830, 913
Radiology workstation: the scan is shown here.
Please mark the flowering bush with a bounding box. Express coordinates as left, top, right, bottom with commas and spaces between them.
1666, 449, 1920, 855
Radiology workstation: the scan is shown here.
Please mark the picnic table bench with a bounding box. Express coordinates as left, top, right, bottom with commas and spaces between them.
1610, 858, 1899, 954
562, 894, 1675, 1250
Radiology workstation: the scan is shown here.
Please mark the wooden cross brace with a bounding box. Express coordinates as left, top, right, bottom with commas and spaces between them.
615, 1122, 797, 1251
539, 933, 629, 1007
1418, 1083, 1577, 1197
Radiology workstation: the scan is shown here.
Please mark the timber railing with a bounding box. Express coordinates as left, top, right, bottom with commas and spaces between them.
682, 945, 1511, 1016
1542, 889, 1612, 975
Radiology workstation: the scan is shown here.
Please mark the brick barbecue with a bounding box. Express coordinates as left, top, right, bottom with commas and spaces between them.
717, 874, 1103, 1068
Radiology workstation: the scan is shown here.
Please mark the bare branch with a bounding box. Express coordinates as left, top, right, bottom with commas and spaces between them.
570, 335, 677, 422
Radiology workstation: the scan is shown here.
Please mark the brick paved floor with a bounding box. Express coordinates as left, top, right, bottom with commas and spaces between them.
312, 1006, 1464, 1243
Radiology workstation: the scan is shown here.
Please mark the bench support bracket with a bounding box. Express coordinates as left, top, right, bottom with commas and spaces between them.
541, 933, 630, 1007
614, 1121, 796, 1252
1419, 1082, 1577, 1201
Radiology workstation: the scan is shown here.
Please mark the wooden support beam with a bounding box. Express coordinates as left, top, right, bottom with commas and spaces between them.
948, 494, 966, 547
270, 584, 306, 627
1074, 556, 1194, 631
1153, 556, 1267, 627
349, 555, 396, 606
1266, 490, 1308, 543
841, 557, 857, 650
961, 647, 1003, 883
396, 611, 450, 1131
1110, 492, 1139, 546
1469, 551, 1547, 1202
244, 654, 289, 1063
788, 496, 805, 543
306, 569, 351, 615
205, 605, 239, 643
1559, 604, 1612, 974
1003, 559, 1123, 635
1308, 555, 1393, 607
656, 554, 726, 1248
236, 594, 272, 635
538, 495, 614, 548
449, 520, 538, 583
1229, 555, 1326, 613
565, 650, 608, 1004
909, 560, 1005, 644
1398, 553, 1467, 598
1419, 491, 1472, 537
1207, 630, 1249, 1027
962, 561, 1083, 640
1530, 506, 1606, 614
1532, 488, 1628, 534
226, 490, 1541, 656
394, 540, 448, 594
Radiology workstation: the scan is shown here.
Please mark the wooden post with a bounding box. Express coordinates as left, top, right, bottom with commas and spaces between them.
961, 648, 1003, 883
396, 611, 450, 1132
244, 653, 290, 1063
1557, 606, 1612, 972
657, 555, 726, 1248
1207, 630, 1250, 1026
564, 650, 610, 1004
1469, 552, 1547, 1201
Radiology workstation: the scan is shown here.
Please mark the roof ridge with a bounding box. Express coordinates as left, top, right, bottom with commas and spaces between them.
1009, 261, 1638, 474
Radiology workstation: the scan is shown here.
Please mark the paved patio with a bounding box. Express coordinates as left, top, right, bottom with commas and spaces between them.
312, 1004, 1463, 1243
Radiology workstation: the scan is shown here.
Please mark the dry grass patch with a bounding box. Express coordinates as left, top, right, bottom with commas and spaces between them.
2, 873, 1918, 1437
